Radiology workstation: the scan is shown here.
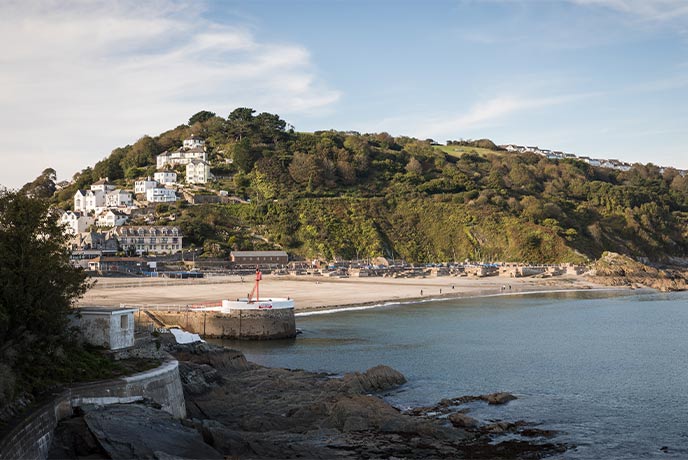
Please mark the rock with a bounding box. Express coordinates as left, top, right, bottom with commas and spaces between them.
448, 412, 479, 428
48, 415, 106, 459
588, 252, 688, 292
483, 392, 517, 405
323, 395, 404, 432
172, 343, 251, 372
483, 421, 517, 434
520, 427, 558, 438
83, 403, 223, 459
342, 365, 407, 393
178, 362, 223, 395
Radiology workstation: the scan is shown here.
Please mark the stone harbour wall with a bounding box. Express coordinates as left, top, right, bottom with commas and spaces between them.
0, 358, 184, 460
141, 308, 296, 340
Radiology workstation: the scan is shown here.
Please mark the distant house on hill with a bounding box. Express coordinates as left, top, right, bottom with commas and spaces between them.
186, 159, 213, 184
135, 177, 158, 194
68, 231, 118, 252
154, 170, 177, 185
183, 134, 205, 150
157, 136, 208, 169
59, 210, 94, 235
90, 177, 116, 193
146, 187, 177, 203
96, 209, 129, 228
105, 189, 133, 208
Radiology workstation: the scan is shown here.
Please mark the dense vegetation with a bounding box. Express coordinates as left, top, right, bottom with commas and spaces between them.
50, 109, 688, 263
0, 191, 128, 411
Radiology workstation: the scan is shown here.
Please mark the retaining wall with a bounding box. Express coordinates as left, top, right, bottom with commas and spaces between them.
141, 308, 296, 340
0, 358, 184, 460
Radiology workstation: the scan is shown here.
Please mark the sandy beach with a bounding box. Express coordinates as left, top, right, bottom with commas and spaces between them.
79, 273, 614, 312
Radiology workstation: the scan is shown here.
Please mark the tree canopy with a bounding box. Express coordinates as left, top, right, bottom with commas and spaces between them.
0, 191, 90, 402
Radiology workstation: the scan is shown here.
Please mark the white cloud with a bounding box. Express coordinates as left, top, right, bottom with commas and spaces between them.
395, 93, 592, 140
572, 0, 688, 22
0, 0, 340, 188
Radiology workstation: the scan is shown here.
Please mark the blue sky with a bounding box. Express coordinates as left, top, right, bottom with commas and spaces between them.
1, 0, 687, 188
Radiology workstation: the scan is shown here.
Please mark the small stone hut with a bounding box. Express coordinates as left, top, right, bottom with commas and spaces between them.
73, 307, 137, 350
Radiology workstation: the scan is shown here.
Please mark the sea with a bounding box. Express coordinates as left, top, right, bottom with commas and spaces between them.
216, 290, 688, 459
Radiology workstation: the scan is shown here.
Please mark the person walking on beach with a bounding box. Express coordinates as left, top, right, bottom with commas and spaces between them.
420, 289, 423, 296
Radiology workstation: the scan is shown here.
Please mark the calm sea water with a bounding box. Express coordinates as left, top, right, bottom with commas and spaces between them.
216, 290, 688, 459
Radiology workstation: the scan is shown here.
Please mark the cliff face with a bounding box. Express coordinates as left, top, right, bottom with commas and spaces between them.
588, 252, 688, 291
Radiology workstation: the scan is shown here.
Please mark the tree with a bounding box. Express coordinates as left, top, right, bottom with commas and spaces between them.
227, 107, 257, 142
188, 110, 216, 126
20, 168, 57, 198
232, 138, 260, 173
405, 157, 423, 175
0, 191, 90, 398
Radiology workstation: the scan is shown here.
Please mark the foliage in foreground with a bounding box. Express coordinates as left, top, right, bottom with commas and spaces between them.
0, 191, 125, 407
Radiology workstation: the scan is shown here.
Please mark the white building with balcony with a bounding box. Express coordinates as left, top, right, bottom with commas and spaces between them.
146, 187, 177, 203
113, 225, 183, 254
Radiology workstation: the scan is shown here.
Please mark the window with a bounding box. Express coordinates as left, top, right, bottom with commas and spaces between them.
120, 314, 128, 329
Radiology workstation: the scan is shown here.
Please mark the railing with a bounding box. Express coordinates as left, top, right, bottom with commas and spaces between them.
123, 302, 222, 312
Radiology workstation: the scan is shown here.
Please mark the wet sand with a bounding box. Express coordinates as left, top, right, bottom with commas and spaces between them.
79, 274, 614, 311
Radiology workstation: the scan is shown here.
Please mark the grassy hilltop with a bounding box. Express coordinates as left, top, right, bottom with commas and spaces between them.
50, 109, 688, 264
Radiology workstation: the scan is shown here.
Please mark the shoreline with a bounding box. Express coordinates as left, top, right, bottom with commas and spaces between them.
80, 272, 636, 313
294, 286, 639, 316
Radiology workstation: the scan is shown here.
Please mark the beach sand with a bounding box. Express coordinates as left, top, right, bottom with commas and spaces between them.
79, 273, 612, 311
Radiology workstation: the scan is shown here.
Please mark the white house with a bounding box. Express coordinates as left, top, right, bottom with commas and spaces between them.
146, 187, 177, 203
60, 210, 95, 235
156, 136, 208, 169
90, 177, 116, 193
186, 159, 212, 184
154, 171, 177, 185
96, 209, 129, 228
105, 189, 133, 208
156, 148, 207, 169
113, 225, 183, 254
74, 190, 87, 213
135, 177, 157, 194
183, 134, 205, 150
84, 190, 106, 212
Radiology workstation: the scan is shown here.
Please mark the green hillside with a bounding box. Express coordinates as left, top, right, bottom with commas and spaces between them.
48, 108, 688, 263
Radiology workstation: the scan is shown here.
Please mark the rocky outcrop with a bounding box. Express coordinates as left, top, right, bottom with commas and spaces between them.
341, 364, 407, 393
82, 403, 222, 459
48, 343, 565, 459
588, 252, 688, 291
170, 344, 565, 459
485, 391, 518, 405
448, 412, 479, 428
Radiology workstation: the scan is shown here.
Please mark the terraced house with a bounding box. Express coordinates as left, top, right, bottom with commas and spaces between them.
113, 226, 183, 254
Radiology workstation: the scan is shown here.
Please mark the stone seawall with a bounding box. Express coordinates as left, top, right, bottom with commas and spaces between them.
0, 359, 184, 460
141, 308, 296, 340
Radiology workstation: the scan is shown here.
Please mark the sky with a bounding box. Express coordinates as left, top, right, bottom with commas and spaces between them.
1, 0, 687, 189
